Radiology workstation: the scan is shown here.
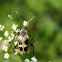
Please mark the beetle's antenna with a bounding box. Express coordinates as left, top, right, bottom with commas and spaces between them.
23, 16, 35, 27
15, 11, 22, 24
27, 16, 35, 25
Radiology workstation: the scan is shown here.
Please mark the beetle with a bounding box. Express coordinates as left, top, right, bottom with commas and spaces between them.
17, 28, 29, 55
9, 11, 36, 56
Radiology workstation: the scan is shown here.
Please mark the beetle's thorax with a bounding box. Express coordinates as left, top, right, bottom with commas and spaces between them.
20, 28, 27, 36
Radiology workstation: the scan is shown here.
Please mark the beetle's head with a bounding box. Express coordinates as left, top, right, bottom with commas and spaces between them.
20, 28, 27, 36
15, 11, 35, 36
17, 28, 27, 36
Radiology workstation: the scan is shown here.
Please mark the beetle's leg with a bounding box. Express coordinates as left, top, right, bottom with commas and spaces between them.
29, 35, 37, 56
13, 44, 22, 57
29, 43, 34, 56
13, 44, 18, 52
29, 35, 37, 44
29, 35, 34, 41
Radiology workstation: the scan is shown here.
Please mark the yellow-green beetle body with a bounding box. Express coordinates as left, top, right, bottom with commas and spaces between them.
17, 28, 29, 55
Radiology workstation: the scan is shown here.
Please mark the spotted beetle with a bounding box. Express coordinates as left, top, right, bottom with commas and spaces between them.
9, 11, 36, 56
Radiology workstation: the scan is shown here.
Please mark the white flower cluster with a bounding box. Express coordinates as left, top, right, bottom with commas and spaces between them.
4, 30, 15, 42
4, 40, 8, 44
0, 24, 4, 31
4, 53, 9, 59
2, 45, 8, 52
24, 56, 37, 62
2, 37, 9, 59
3, 30, 15, 59
2, 23, 19, 59
2, 40, 9, 59
2, 32, 14, 59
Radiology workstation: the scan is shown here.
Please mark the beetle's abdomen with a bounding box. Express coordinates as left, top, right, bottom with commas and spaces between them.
18, 35, 29, 55
19, 45, 28, 55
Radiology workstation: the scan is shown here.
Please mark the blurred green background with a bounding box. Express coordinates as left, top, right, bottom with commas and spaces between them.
0, 0, 62, 62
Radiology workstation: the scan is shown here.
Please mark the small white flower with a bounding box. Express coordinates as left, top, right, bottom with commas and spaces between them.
11, 33, 15, 40
8, 36, 12, 42
0, 37, 3, 41
4, 30, 9, 37
2, 45, 8, 52
11, 33, 14, 36
15, 49, 19, 52
0, 24, 4, 31
23, 21, 28, 26
6, 40, 10, 43
2, 25, 4, 29
4, 40, 8, 44
8, 33, 14, 42
11, 36, 14, 41
31, 56, 37, 62
8, 15, 13, 20
14, 52, 18, 55
8, 33, 15, 42
12, 23, 18, 31
16, 29, 20, 33
14, 49, 19, 55
14, 41, 18, 46
11, 33, 14, 38
4, 53, 9, 59
24, 58, 30, 62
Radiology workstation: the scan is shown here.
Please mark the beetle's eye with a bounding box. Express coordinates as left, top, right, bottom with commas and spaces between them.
24, 47, 28, 51
18, 39, 22, 45
25, 39, 28, 45
19, 47, 23, 51
17, 32, 20, 35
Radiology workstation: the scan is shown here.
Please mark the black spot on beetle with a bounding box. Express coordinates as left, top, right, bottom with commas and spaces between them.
19, 47, 23, 51
25, 39, 28, 45
24, 47, 28, 51
18, 39, 22, 45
